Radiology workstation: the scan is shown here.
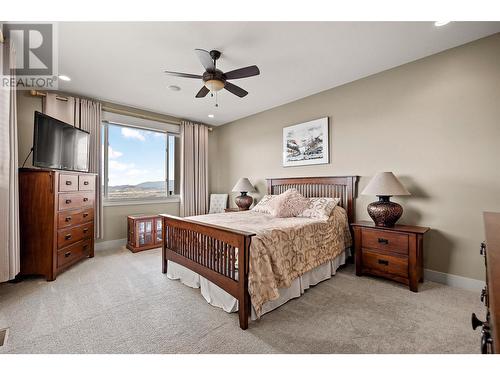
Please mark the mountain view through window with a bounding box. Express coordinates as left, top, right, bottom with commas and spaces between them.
104, 123, 176, 200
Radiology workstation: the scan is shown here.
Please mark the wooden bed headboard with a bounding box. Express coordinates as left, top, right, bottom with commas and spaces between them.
266, 176, 358, 224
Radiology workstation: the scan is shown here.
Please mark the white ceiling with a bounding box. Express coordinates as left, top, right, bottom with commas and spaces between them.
57, 22, 500, 126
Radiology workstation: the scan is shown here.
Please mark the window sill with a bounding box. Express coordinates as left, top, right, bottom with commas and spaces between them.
103, 196, 180, 207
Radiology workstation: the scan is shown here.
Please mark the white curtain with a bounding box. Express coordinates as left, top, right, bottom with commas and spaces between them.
180, 120, 209, 217
75, 98, 103, 238
0, 40, 20, 282
42, 94, 103, 239
42, 93, 76, 125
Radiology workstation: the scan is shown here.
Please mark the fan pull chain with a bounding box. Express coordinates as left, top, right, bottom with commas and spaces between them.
215, 92, 219, 107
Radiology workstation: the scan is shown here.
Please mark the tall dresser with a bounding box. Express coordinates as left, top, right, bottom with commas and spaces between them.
471, 212, 500, 353
19, 168, 96, 281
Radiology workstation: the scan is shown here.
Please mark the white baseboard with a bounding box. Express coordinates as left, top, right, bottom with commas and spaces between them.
93, 238, 484, 292
424, 268, 485, 292
95, 238, 127, 251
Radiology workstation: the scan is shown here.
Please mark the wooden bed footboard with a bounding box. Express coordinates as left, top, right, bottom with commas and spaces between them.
160, 214, 256, 329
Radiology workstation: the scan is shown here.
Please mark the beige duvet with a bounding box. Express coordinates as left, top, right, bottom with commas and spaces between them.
187, 206, 352, 315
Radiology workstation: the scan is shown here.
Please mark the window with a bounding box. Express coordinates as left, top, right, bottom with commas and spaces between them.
102, 122, 180, 202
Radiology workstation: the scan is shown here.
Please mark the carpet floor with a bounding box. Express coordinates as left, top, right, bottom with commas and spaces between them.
0, 246, 485, 354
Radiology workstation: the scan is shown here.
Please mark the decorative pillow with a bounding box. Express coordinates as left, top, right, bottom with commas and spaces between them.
268, 189, 309, 218
298, 197, 341, 220
252, 195, 276, 214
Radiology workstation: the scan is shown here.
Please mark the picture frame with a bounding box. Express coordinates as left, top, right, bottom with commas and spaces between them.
282, 117, 329, 167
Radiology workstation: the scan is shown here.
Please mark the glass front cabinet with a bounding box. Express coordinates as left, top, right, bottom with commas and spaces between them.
127, 214, 163, 253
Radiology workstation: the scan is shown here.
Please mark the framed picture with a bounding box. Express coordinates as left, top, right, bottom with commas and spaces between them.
282, 117, 329, 167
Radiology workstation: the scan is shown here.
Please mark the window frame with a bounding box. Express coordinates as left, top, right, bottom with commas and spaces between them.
102, 120, 180, 206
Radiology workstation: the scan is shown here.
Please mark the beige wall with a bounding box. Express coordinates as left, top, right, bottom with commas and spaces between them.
209, 33, 500, 281
16, 92, 181, 242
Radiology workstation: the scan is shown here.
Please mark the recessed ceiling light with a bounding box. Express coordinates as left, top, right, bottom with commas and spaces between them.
58, 75, 71, 81
208, 114, 214, 118
168, 85, 181, 91
434, 21, 451, 27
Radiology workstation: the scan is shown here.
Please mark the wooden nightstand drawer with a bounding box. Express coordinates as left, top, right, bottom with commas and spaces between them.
362, 249, 408, 279
361, 228, 408, 255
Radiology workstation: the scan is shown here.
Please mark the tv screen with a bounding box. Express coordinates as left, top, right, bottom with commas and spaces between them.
33, 111, 90, 172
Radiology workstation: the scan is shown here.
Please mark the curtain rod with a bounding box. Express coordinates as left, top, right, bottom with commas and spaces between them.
29, 90, 191, 128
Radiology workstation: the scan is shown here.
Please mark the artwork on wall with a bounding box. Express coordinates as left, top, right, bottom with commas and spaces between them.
282, 117, 329, 167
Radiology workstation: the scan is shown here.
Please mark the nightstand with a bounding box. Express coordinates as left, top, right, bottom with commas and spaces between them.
351, 221, 430, 292
224, 208, 245, 212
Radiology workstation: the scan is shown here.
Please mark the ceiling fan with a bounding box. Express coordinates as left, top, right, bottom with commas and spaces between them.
164, 49, 260, 99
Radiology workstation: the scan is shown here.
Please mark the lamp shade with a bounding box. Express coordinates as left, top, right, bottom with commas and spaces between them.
232, 178, 256, 193
361, 172, 410, 196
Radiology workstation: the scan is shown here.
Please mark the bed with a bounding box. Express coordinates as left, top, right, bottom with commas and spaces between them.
160, 176, 358, 329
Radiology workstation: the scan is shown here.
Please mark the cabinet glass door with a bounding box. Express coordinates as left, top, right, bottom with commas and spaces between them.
155, 218, 162, 244
138, 221, 145, 246
144, 219, 153, 245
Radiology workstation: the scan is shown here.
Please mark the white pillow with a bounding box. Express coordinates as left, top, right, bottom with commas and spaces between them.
252, 195, 276, 214
297, 197, 341, 220
268, 189, 309, 218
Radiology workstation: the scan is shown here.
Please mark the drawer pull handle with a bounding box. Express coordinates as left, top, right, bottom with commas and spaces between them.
83, 197, 89, 202
83, 244, 88, 250
65, 199, 72, 204
378, 238, 389, 244
84, 181, 89, 185
83, 213, 88, 218
65, 216, 72, 222
83, 228, 89, 233
64, 251, 71, 258
378, 259, 389, 266
65, 234, 72, 240
481, 330, 493, 354
480, 287, 487, 304
471, 313, 484, 330
65, 180, 72, 185
480, 242, 486, 256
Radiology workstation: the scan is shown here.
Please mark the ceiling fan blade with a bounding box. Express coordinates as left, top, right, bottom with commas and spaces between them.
224, 65, 260, 80
195, 86, 210, 98
194, 49, 215, 72
164, 71, 202, 79
224, 82, 248, 98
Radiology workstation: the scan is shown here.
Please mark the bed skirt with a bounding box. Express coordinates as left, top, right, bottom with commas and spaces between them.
166, 248, 349, 320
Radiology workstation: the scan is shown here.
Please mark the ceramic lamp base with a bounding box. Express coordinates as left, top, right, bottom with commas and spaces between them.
367, 196, 403, 227
235, 192, 253, 211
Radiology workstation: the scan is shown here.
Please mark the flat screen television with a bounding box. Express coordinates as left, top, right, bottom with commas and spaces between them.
33, 111, 90, 172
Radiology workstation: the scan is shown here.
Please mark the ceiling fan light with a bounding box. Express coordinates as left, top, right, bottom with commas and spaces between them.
205, 79, 225, 92
434, 21, 451, 27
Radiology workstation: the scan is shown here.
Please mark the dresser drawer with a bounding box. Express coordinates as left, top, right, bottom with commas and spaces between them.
78, 175, 95, 191
57, 223, 93, 248
362, 248, 408, 278
58, 192, 94, 211
58, 174, 78, 192
57, 208, 94, 229
57, 239, 91, 268
362, 228, 409, 255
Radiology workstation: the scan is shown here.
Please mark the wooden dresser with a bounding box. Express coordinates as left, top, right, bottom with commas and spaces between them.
352, 221, 430, 292
19, 168, 96, 281
472, 212, 500, 353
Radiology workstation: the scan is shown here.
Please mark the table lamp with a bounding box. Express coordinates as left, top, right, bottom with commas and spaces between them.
361, 172, 410, 227
232, 178, 256, 211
